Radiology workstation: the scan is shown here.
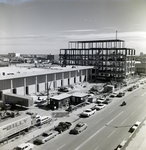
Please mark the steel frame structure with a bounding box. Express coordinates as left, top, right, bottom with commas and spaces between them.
60, 39, 135, 81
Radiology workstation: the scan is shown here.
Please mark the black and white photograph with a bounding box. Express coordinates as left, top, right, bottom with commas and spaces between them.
0, 0, 146, 150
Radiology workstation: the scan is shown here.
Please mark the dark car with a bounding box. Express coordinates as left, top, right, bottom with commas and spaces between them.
58, 87, 69, 92
103, 99, 112, 104
54, 122, 72, 133
69, 122, 87, 134
117, 92, 125, 97
128, 87, 133, 91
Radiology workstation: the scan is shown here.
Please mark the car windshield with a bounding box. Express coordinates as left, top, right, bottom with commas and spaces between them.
16, 148, 21, 150
85, 110, 91, 112
98, 104, 103, 106
42, 133, 48, 137
76, 123, 83, 127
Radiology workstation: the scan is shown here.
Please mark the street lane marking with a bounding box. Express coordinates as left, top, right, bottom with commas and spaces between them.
75, 126, 106, 150
56, 144, 66, 150
107, 130, 115, 139
141, 92, 146, 97
131, 111, 135, 116
138, 104, 142, 109
96, 118, 103, 123
121, 119, 127, 125
109, 110, 114, 114
106, 111, 123, 125
95, 146, 99, 150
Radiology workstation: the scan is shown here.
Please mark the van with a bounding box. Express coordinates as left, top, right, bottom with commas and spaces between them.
36, 116, 51, 125
15, 143, 34, 150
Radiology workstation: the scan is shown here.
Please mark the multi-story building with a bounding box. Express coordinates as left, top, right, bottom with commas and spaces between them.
60, 39, 135, 81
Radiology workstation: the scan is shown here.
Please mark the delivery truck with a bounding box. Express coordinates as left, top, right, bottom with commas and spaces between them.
0, 114, 32, 142
4, 93, 33, 107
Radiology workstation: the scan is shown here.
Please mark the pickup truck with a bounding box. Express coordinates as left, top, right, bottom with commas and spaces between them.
54, 122, 72, 133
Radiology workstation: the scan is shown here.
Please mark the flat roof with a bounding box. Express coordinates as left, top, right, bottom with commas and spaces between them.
4, 93, 32, 99
71, 92, 88, 98
69, 39, 125, 43
0, 65, 93, 81
50, 93, 71, 100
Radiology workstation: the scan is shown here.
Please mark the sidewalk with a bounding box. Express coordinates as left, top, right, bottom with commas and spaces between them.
0, 103, 95, 150
125, 119, 146, 150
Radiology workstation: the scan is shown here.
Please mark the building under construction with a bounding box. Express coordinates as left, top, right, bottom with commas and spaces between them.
60, 39, 135, 81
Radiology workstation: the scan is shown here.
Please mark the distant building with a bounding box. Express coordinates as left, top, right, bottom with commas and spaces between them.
135, 62, 146, 75
60, 39, 135, 81
21, 54, 59, 64
8, 53, 20, 58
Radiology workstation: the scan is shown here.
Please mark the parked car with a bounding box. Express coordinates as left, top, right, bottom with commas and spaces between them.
36, 116, 52, 126
103, 99, 112, 104
69, 122, 87, 134
109, 92, 118, 97
15, 142, 34, 150
96, 97, 106, 103
80, 108, 96, 117
58, 87, 69, 92
54, 122, 72, 133
34, 131, 58, 144
94, 103, 106, 110
114, 140, 127, 150
129, 121, 141, 133
136, 84, 139, 88
140, 81, 144, 84
128, 87, 133, 91
117, 92, 125, 97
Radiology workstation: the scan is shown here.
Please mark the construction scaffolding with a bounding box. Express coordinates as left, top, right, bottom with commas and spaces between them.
60, 39, 135, 81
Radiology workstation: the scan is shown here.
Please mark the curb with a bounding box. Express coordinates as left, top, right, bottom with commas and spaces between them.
115, 116, 146, 150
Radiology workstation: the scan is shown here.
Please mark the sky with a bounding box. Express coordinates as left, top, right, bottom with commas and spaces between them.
0, 0, 146, 55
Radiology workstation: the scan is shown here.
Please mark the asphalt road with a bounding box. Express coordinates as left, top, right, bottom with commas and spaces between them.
35, 83, 146, 150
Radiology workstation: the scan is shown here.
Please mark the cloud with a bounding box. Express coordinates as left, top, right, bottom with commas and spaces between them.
0, 31, 6, 35
60, 29, 98, 33
0, 0, 35, 5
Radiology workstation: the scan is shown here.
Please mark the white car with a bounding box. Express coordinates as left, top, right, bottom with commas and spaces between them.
129, 121, 141, 133
109, 92, 118, 97
69, 122, 87, 134
115, 140, 127, 150
94, 103, 106, 110
80, 108, 96, 117
15, 143, 34, 150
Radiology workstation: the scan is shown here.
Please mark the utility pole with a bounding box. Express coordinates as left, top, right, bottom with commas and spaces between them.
115, 30, 118, 81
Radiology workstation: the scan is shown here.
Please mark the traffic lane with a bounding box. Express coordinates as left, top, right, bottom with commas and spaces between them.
74, 124, 129, 150
49, 109, 126, 150
34, 129, 77, 150
125, 84, 146, 100
80, 90, 146, 150
35, 88, 146, 150
35, 107, 143, 150
35, 109, 119, 150
79, 99, 146, 150
73, 110, 132, 150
